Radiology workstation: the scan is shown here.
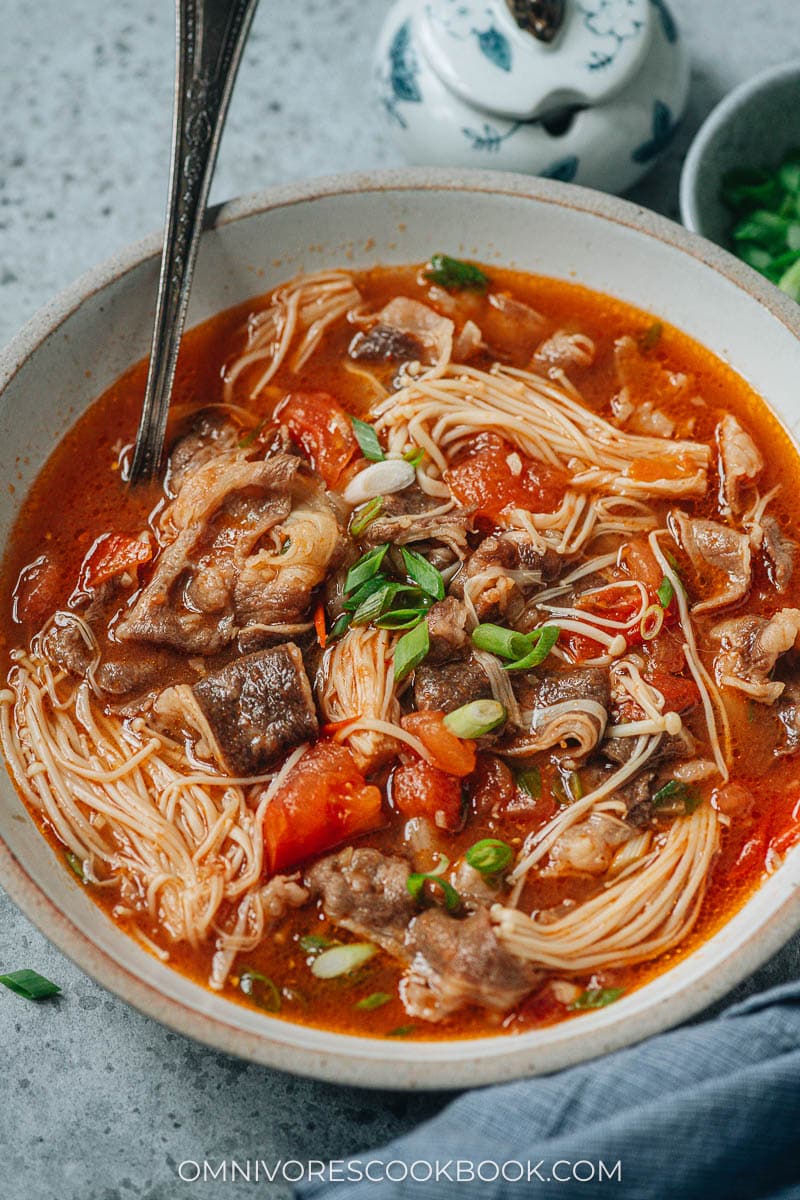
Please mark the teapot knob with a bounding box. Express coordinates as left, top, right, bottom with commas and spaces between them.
505, 0, 565, 43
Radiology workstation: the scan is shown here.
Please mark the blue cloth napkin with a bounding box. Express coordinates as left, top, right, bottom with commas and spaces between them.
297, 980, 800, 1199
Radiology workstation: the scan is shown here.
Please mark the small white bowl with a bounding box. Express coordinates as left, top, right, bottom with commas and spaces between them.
680, 60, 800, 243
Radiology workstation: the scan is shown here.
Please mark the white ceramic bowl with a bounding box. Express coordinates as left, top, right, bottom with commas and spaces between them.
680, 60, 800, 243
2, 169, 800, 1090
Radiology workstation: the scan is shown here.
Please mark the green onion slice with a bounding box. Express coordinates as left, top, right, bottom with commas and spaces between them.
465, 838, 513, 875
351, 417, 385, 461
638, 321, 663, 352
344, 544, 390, 594
568, 986, 625, 1011
352, 582, 426, 626
350, 496, 383, 537
375, 608, 429, 630
355, 991, 392, 1011
443, 699, 506, 738
503, 625, 560, 671
387, 1024, 416, 1037
0, 969, 61, 1001
424, 253, 490, 293
239, 968, 281, 1013
299, 934, 335, 954
403, 447, 425, 468
652, 779, 701, 814
656, 576, 674, 608
328, 612, 351, 641
407, 872, 461, 912
310, 942, 377, 979
401, 547, 445, 600
65, 850, 86, 882
472, 622, 533, 661
516, 767, 542, 798
552, 771, 582, 806
393, 619, 430, 682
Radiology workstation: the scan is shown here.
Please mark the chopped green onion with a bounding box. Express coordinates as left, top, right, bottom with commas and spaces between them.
401, 547, 445, 600
343, 573, 390, 613
350, 496, 384, 537
656, 576, 674, 608
310, 942, 377, 979
443, 699, 506, 738
239, 968, 281, 1013
722, 153, 800, 302
465, 838, 513, 875
640, 603, 664, 641
299, 933, 335, 954
393, 619, 430, 682
652, 779, 701, 814
280, 538, 292, 555
424, 253, 490, 293
403, 447, 425, 468
503, 625, 560, 671
375, 607, 429, 630
238, 419, 267, 449
516, 767, 542, 798
355, 991, 392, 1011
387, 1024, 416, 1037
552, 771, 582, 806
472, 622, 533, 661
352, 582, 426, 626
65, 850, 86, 882
344, 544, 390, 594
638, 321, 663, 352
568, 986, 625, 1011
328, 612, 351, 641
407, 872, 461, 912
0, 969, 61, 1001
351, 416, 385, 461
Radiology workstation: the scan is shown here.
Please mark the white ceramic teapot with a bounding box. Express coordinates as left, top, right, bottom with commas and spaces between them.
374, 0, 688, 193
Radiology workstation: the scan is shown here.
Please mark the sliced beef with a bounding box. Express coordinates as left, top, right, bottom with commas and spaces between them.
425, 597, 471, 664
459, 533, 561, 620
167, 409, 241, 493
762, 516, 796, 593
414, 656, 492, 713
360, 505, 472, 563
717, 415, 763, 514
349, 325, 424, 363
94, 647, 182, 697
524, 667, 610, 710
154, 643, 317, 775
42, 613, 97, 677
305, 847, 416, 960
401, 908, 541, 1021
370, 297, 454, 367
503, 667, 609, 761
776, 679, 800, 756
672, 513, 750, 614
712, 608, 800, 703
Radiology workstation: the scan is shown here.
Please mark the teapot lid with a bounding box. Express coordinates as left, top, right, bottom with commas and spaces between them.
418, 0, 654, 121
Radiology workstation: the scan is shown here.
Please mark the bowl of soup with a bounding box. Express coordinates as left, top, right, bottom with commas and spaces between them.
1, 168, 800, 1089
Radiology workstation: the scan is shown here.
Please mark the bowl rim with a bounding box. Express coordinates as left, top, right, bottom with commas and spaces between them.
3, 166, 800, 1090
679, 58, 800, 234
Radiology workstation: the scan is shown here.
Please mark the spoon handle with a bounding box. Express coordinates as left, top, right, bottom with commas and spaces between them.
129, 0, 260, 483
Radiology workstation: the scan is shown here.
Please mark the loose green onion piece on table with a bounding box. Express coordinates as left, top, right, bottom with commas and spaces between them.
471, 622, 533, 661
393, 618, 430, 682
401, 546, 445, 600
465, 838, 514, 875
443, 699, 506, 738
0, 969, 61, 1001
238, 968, 281, 1013
355, 991, 392, 1011
344, 544, 390, 594
310, 942, 377, 979
350, 496, 383, 537
516, 766, 542, 798
503, 625, 560, 671
568, 986, 625, 1011
407, 872, 461, 912
424, 253, 490, 293
351, 416, 385, 461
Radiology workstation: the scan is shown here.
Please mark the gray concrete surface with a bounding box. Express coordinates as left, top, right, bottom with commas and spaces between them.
1, 2, 799, 1197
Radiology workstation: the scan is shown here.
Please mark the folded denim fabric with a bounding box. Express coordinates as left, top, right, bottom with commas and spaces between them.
296, 980, 800, 1199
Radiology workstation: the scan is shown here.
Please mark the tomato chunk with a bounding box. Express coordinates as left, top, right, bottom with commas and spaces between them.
391, 757, 464, 831
401, 712, 476, 777
263, 741, 384, 873
80, 533, 153, 591
445, 433, 566, 524
645, 669, 700, 714
279, 391, 357, 487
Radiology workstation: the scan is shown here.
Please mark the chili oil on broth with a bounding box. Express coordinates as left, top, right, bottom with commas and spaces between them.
2, 261, 800, 1042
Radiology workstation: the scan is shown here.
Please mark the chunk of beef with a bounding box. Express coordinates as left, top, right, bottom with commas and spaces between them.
504, 667, 609, 761
425, 597, 471, 664
718, 415, 763, 514
459, 533, 561, 620
94, 647, 181, 697
525, 667, 610, 710
401, 908, 541, 1021
349, 325, 424, 363
712, 608, 800, 703
154, 643, 317, 775
42, 613, 96, 677
305, 847, 416, 960
762, 516, 796, 593
672, 513, 750, 614
372, 297, 453, 368
414, 656, 492, 713
776, 679, 800, 756
360, 505, 472, 563
167, 409, 241, 493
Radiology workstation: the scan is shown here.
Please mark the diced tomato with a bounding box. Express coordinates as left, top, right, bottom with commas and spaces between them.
445, 433, 566, 524
645, 669, 701, 714
401, 712, 476, 777
263, 741, 384, 873
560, 631, 603, 662
391, 757, 464, 831
80, 533, 153, 592
619, 538, 664, 592
278, 391, 357, 487
12, 555, 61, 628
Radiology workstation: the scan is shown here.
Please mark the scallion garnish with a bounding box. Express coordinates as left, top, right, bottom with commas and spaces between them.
637, 321, 663, 352
393, 619, 430, 682
352, 582, 425, 626
552, 771, 582, 806
310, 942, 377, 979
328, 612, 351, 641
424, 254, 490, 293
471, 622, 559, 670
355, 991, 392, 1011
387, 1024, 416, 1037
503, 625, 560, 671
0, 969, 61, 1001
65, 850, 86, 882
376, 607, 430, 630
443, 699, 506, 738
299, 933, 335, 954
351, 416, 385, 461
403, 447, 425, 468
568, 986, 625, 1011
238, 419, 267, 449
516, 767, 542, 798
722, 150, 800, 300
401, 547, 445, 601
407, 872, 461, 912
465, 838, 513, 875
239, 968, 281, 1012
656, 576, 674, 608
652, 779, 701, 814
344, 544, 390, 594
350, 496, 384, 537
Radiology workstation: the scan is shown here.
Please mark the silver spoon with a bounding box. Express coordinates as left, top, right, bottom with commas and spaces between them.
128, 0, 260, 484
